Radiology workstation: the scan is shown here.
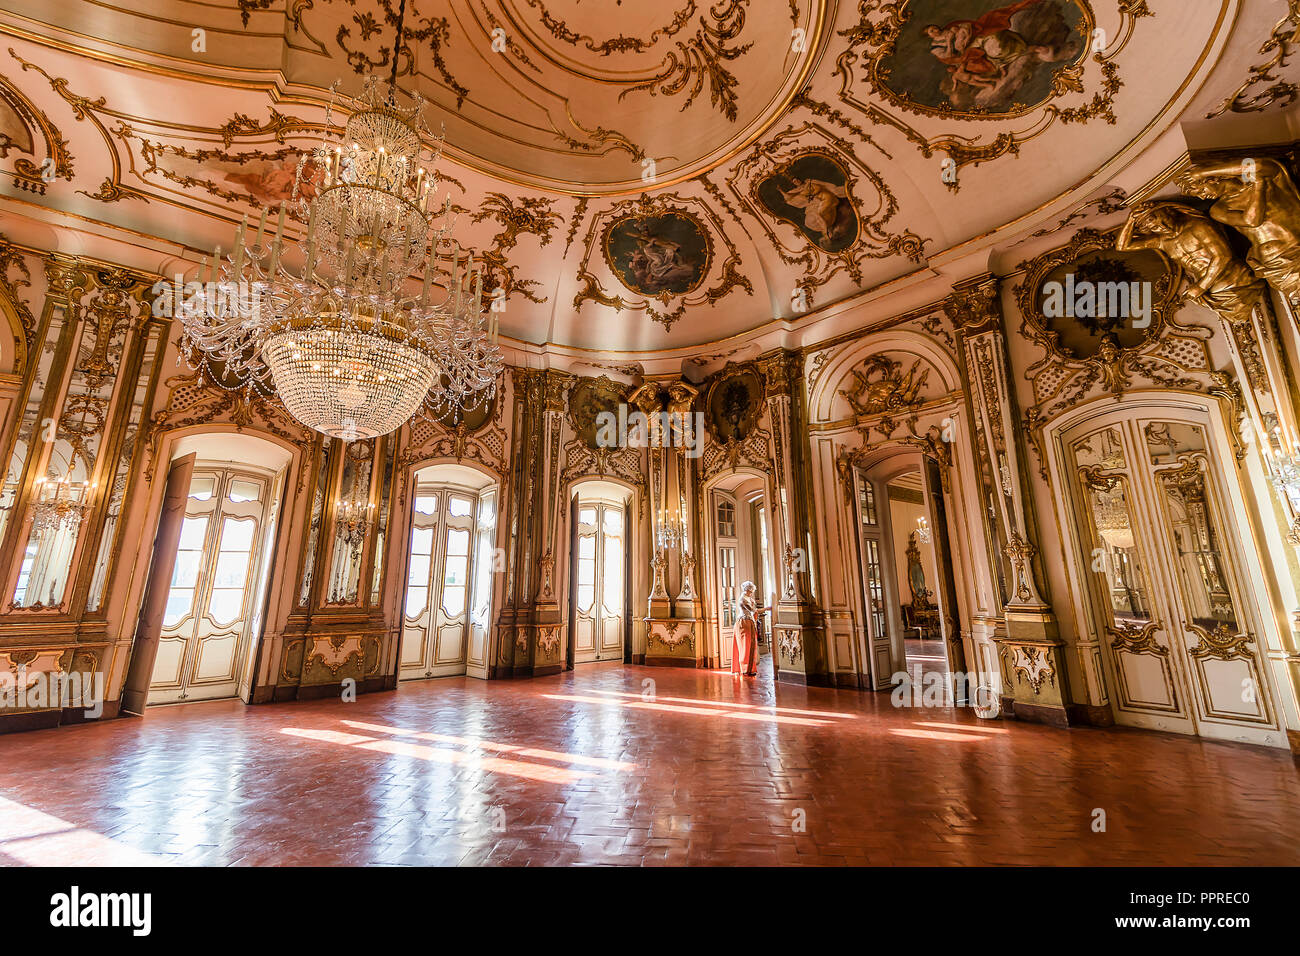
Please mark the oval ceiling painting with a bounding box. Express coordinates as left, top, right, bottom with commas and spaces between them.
756, 152, 860, 253
603, 211, 712, 298
878, 0, 1091, 116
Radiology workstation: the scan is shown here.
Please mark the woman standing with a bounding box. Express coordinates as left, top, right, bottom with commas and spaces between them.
732, 581, 759, 677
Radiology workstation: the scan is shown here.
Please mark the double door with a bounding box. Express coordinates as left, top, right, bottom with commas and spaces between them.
401, 485, 494, 679
149, 466, 275, 704
572, 500, 625, 663
1067, 414, 1281, 745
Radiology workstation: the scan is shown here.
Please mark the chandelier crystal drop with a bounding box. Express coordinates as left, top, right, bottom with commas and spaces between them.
177, 67, 503, 441
30, 476, 93, 535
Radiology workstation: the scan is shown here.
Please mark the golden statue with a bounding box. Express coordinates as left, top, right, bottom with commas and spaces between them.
1175, 157, 1300, 299
1116, 199, 1265, 327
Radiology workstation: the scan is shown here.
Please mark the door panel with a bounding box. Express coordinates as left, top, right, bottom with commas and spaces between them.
1066, 416, 1281, 745
149, 466, 273, 704
400, 482, 499, 680
572, 500, 625, 663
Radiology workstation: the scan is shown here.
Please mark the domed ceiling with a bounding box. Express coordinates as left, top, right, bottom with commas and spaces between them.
0, 0, 1269, 353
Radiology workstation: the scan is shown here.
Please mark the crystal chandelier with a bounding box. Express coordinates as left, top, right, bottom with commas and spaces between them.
656, 515, 686, 551
30, 476, 92, 535
335, 491, 372, 554
1094, 490, 1135, 550
178, 2, 502, 440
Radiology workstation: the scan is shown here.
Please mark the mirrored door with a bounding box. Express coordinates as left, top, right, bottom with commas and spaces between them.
1067, 416, 1281, 745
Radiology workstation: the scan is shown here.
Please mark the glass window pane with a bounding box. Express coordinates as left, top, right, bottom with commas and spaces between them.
214, 551, 251, 588
188, 477, 215, 500
442, 585, 465, 617
448, 495, 473, 517
446, 528, 470, 556
163, 589, 194, 627
604, 510, 622, 534
478, 495, 496, 524
220, 518, 255, 552
170, 550, 201, 588
579, 537, 595, 560
414, 495, 438, 515
578, 562, 595, 585
408, 553, 431, 584
411, 527, 434, 555
577, 584, 594, 612
443, 555, 467, 587
405, 586, 427, 618
178, 516, 209, 551
207, 588, 244, 626
579, 508, 596, 525
604, 551, 622, 608
228, 479, 260, 502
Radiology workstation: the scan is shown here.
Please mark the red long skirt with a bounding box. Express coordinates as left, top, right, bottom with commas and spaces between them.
731, 619, 758, 676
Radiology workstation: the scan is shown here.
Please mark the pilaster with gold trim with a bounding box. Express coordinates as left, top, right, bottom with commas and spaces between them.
946, 275, 1070, 725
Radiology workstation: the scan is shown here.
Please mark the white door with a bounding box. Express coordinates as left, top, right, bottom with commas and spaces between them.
149, 467, 273, 704
466, 489, 497, 678
713, 492, 738, 668
1067, 415, 1283, 745
572, 500, 625, 663
852, 470, 893, 688
401, 487, 478, 679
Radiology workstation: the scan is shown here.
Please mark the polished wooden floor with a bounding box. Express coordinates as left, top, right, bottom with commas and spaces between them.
2, 652, 1298, 866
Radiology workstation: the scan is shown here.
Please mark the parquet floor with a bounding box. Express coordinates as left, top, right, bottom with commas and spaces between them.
2, 652, 1298, 866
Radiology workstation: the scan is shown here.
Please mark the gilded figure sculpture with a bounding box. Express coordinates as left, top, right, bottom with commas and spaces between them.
1175, 157, 1300, 298
1116, 200, 1265, 326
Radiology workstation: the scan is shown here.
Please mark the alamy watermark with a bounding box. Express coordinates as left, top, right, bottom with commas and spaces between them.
595, 403, 704, 460
1041, 272, 1153, 329
0, 668, 104, 718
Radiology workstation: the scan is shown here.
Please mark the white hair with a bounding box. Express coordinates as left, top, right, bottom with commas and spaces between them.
741, 581, 756, 593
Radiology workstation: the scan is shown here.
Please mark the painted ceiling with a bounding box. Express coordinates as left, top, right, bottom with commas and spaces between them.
0, 0, 1281, 354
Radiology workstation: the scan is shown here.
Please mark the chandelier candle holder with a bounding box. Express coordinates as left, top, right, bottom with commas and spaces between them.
916, 516, 932, 544
30, 476, 93, 535
656, 515, 687, 552
179, 38, 503, 441
335, 492, 374, 553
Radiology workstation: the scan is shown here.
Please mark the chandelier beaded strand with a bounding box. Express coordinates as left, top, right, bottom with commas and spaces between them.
177, 0, 502, 440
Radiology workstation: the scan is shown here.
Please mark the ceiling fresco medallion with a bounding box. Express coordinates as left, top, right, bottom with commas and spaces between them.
834, 0, 1146, 186
603, 209, 712, 298
754, 151, 860, 253
877, 0, 1090, 116
575, 193, 750, 330
727, 127, 926, 308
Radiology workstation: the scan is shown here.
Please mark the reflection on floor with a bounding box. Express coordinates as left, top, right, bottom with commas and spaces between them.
1, 655, 1298, 866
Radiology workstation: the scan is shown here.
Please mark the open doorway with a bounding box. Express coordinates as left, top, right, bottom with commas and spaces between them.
147, 434, 289, 705
885, 470, 949, 685
567, 480, 632, 667
399, 463, 498, 680
705, 472, 776, 672
851, 455, 964, 691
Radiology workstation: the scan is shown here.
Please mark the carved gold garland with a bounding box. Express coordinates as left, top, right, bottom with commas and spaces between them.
1205, 0, 1299, 118
471, 192, 564, 305
1185, 620, 1254, 662
0, 69, 75, 196
1106, 618, 1165, 656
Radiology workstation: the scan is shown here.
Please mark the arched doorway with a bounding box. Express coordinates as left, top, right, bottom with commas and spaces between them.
146, 433, 291, 705
703, 469, 776, 672
567, 480, 632, 667
398, 463, 498, 681
848, 451, 965, 691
